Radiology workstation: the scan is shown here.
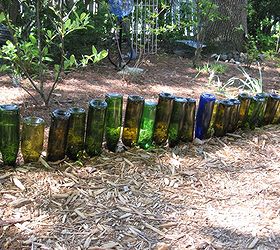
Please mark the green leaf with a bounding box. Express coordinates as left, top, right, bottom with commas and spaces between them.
69, 54, 76, 65
0, 12, 5, 22
80, 13, 87, 20
29, 34, 37, 44
92, 45, 97, 55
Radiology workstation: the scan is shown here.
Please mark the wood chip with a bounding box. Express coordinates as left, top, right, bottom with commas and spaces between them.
0, 173, 12, 180
100, 242, 119, 248
74, 209, 87, 219
247, 237, 259, 249
13, 177, 26, 191
11, 198, 32, 208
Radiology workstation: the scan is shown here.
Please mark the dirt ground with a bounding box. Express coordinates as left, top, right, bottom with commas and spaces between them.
0, 55, 280, 249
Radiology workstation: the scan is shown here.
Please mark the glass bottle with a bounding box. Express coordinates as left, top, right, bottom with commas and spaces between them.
255, 92, 269, 126
263, 93, 280, 125
238, 93, 252, 129
47, 109, 70, 162
273, 102, 280, 124
21, 117, 45, 163
206, 100, 218, 138
137, 101, 157, 149
85, 99, 107, 156
213, 100, 234, 137
0, 104, 20, 166
122, 95, 144, 147
66, 107, 86, 160
168, 97, 186, 147
181, 98, 196, 142
195, 93, 216, 140
246, 96, 265, 130
105, 93, 123, 152
227, 98, 241, 133
153, 92, 174, 145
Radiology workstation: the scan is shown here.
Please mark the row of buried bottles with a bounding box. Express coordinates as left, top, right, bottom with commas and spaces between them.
0, 92, 280, 166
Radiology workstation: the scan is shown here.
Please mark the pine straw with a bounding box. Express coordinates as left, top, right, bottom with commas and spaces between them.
0, 125, 280, 250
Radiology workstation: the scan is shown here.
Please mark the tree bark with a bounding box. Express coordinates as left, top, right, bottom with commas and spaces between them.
205, 0, 248, 51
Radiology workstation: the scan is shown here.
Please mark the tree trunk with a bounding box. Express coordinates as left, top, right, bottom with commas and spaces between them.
205, 0, 248, 52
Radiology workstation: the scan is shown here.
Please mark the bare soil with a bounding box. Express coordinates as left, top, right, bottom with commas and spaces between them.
0, 55, 280, 249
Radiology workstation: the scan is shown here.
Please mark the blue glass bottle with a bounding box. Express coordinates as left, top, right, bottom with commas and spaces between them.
195, 93, 216, 140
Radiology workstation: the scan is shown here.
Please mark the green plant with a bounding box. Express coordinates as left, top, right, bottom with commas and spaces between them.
220, 63, 263, 94
0, 2, 108, 106
245, 35, 260, 66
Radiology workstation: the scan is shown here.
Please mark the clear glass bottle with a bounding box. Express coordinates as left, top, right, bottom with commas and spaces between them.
85, 99, 107, 156
168, 97, 186, 147
137, 101, 157, 149
181, 98, 196, 142
47, 109, 70, 162
213, 100, 234, 137
105, 93, 123, 152
195, 93, 216, 140
153, 92, 174, 145
122, 95, 144, 147
0, 104, 20, 166
66, 107, 86, 160
21, 116, 45, 163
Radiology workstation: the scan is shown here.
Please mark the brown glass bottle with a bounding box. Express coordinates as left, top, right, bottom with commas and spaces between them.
206, 100, 218, 138
238, 93, 252, 129
227, 98, 241, 133
21, 117, 45, 163
47, 109, 70, 162
213, 100, 233, 137
263, 93, 280, 125
181, 98, 196, 142
122, 95, 144, 147
66, 107, 86, 160
153, 92, 174, 145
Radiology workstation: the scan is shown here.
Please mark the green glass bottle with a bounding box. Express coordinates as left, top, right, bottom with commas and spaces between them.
238, 93, 252, 129
181, 98, 196, 142
85, 99, 107, 156
105, 93, 123, 152
263, 93, 280, 125
137, 101, 157, 149
47, 109, 70, 162
206, 100, 219, 138
66, 107, 86, 160
122, 95, 144, 147
21, 117, 45, 163
168, 97, 186, 147
227, 98, 241, 133
255, 92, 269, 126
213, 100, 234, 137
246, 96, 265, 130
0, 104, 20, 166
153, 92, 174, 145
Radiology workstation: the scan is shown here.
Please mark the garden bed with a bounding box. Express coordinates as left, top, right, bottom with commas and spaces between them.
0, 55, 280, 249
